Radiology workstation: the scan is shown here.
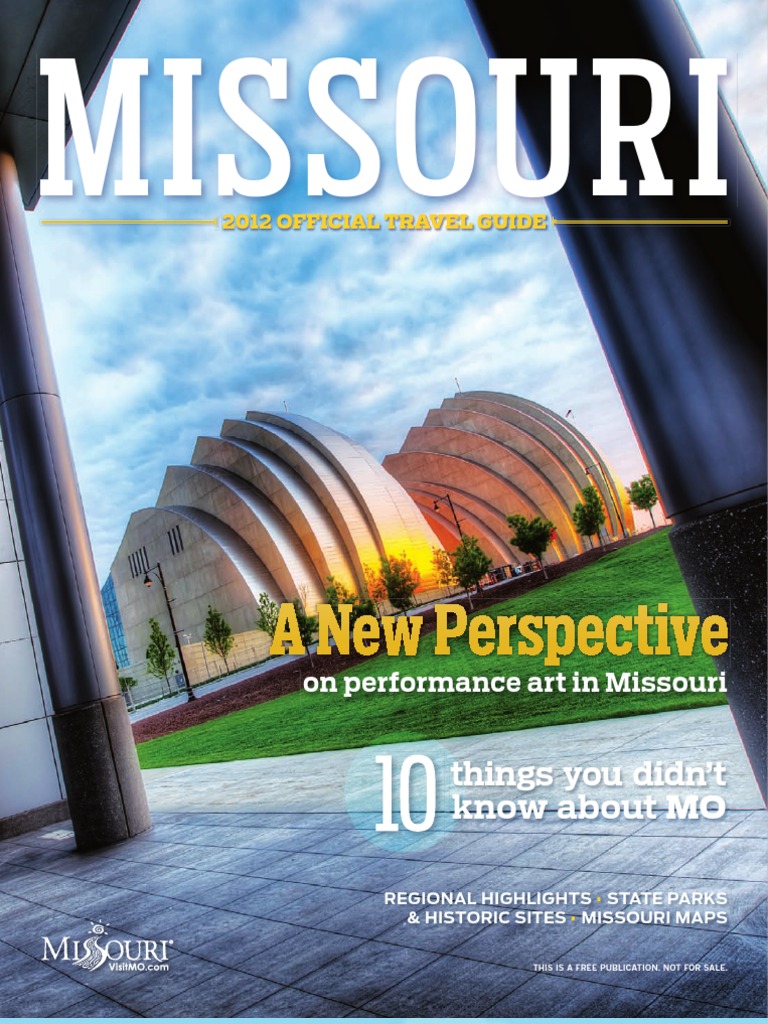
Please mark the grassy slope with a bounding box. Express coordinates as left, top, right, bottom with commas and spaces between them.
138, 532, 727, 768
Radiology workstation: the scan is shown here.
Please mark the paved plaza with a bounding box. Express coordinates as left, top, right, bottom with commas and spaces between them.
0, 706, 765, 1018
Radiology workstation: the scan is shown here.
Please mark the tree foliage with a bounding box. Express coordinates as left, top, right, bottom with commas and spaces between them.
452, 536, 492, 607
627, 474, 659, 527
379, 552, 421, 614
507, 513, 556, 571
431, 546, 458, 591
324, 576, 376, 621
204, 605, 235, 672
363, 564, 388, 612
256, 592, 280, 639
572, 485, 606, 545
145, 618, 175, 690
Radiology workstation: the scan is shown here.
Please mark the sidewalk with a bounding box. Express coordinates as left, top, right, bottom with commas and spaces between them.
0, 706, 764, 1018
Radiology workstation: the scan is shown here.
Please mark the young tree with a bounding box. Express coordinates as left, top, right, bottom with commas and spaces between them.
380, 552, 421, 614
572, 485, 607, 547
204, 605, 235, 673
431, 546, 458, 593
145, 618, 175, 695
292, 597, 318, 649
363, 563, 388, 616
256, 592, 280, 639
118, 674, 138, 709
451, 535, 492, 609
627, 473, 659, 527
507, 513, 556, 578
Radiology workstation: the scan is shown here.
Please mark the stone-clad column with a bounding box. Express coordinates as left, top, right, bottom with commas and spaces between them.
0, 152, 152, 849
466, 0, 767, 798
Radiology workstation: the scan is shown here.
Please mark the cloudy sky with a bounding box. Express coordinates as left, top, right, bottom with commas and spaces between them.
27, 0, 767, 582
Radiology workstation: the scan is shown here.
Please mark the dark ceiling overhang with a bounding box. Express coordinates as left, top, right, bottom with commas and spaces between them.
0, 0, 141, 209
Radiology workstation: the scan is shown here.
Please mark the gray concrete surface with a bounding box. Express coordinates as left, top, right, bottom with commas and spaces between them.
0, 706, 764, 1018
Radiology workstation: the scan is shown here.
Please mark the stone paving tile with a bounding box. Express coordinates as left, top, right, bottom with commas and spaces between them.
170, 907, 264, 954
391, 830, 489, 863
452, 917, 601, 970
267, 885, 371, 927
0, 905, 86, 958
673, 837, 768, 883
556, 923, 724, 993
507, 832, 625, 871
149, 966, 281, 1017
233, 986, 356, 1017
238, 928, 365, 985
188, 917, 304, 968
364, 952, 530, 1017
219, 878, 316, 918
636, 810, 749, 838
0, 970, 96, 1018
295, 939, 438, 1006
436, 831, 554, 865
733, 899, 766, 937
91, 950, 228, 1014
581, 834, 717, 876
480, 971, 659, 1017
662, 932, 767, 1014
319, 892, 401, 940
553, 816, 649, 836
242, 850, 328, 882
722, 810, 768, 839
642, 993, 764, 1017
44, 991, 141, 1018
375, 913, 491, 954
78, 893, 209, 938
188, 873, 278, 910
336, 856, 434, 892
393, 858, 498, 893
57, 885, 175, 928
300, 829, 372, 857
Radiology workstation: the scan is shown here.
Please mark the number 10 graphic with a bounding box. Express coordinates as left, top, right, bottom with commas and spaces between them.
375, 754, 436, 833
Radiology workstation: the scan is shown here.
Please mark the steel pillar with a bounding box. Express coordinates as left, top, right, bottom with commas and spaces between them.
0, 152, 152, 849
467, 0, 767, 798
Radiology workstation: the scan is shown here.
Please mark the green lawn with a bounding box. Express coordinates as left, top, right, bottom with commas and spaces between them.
137, 532, 727, 768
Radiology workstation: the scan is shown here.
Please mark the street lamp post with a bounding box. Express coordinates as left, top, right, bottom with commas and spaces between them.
143, 562, 196, 701
433, 493, 464, 538
584, 463, 628, 541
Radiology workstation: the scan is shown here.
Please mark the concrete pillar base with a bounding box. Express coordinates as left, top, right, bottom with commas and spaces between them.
669, 501, 767, 803
53, 696, 152, 851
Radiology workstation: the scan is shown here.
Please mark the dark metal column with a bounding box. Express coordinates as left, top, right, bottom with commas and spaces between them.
467, 0, 767, 798
0, 152, 152, 849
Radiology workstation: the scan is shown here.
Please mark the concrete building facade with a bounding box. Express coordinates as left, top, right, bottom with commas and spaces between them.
0, 437, 66, 836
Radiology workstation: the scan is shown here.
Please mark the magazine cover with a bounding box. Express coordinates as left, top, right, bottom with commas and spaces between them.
0, 0, 765, 1019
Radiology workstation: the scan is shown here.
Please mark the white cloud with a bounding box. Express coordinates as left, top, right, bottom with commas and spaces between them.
24, 0, 764, 580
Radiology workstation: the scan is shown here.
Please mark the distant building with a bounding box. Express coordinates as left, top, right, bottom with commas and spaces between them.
101, 574, 129, 670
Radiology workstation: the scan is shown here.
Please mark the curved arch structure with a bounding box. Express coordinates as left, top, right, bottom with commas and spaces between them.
383, 391, 634, 566
109, 396, 632, 672
109, 411, 442, 670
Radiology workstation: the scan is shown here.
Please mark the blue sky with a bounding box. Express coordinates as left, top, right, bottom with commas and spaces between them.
27, 0, 767, 582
